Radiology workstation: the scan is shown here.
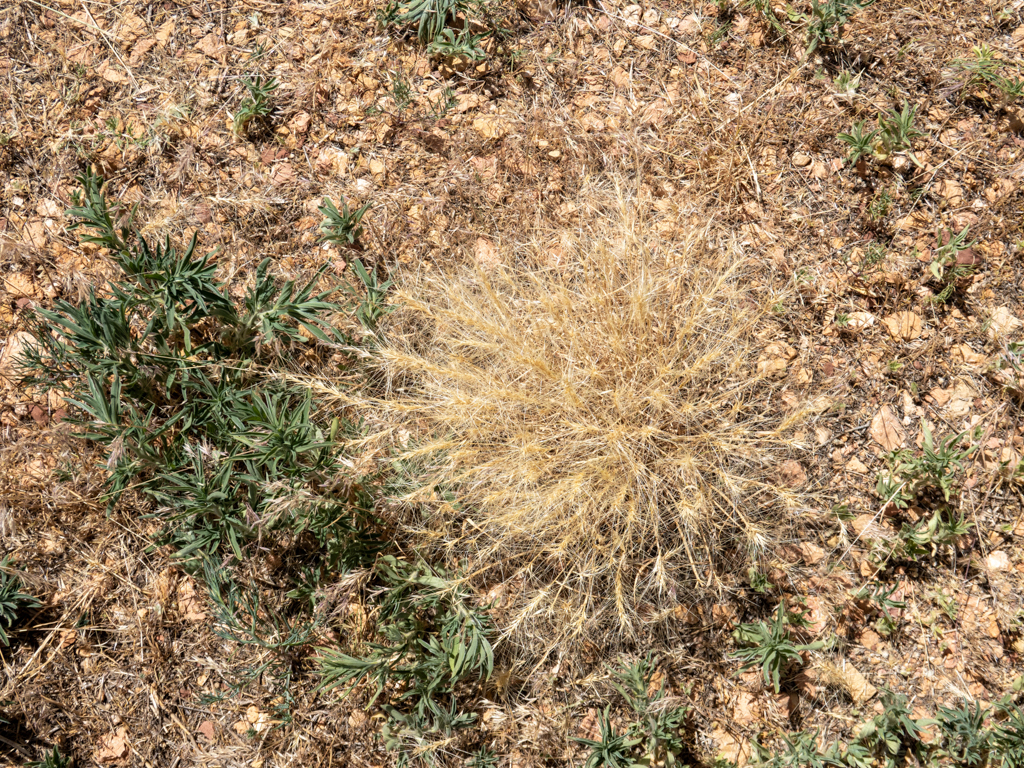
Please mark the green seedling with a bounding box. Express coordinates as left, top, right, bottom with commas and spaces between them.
855, 581, 905, 635
27, 747, 73, 768
868, 188, 892, 221
318, 197, 371, 248
991, 702, 1024, 768
877, 102, 923, 159
748, 567, 774, 594
952, 44, 1024, 105
802, 0, 876, 55
233, 75, 279, 137
834, 69, 862, 100
18, 169, 366, 573
745, 0, 787, 38
936, 701, 991, 768
379, 0, 506, 63
875, 423, 976, 508
732, 603, 825, 693
610, 653, 690, 767
855, 691, 936, 768
0, 556, 40, 646
929, 225, 977, 301
839, 102, 924, 170
574, 706, 642, 768
838, 120, 878, 164
751, 729, 866, 768
427, 27, 489, 60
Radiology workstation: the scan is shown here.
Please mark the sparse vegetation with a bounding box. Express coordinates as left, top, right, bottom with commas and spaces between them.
378, 0, 508, 61
732, 603, 825, 693
839, 102, 924, 170
232, 75, 279, 137
3, 0, 1024, 765
319, 556, 494, 763
0, 555, 39, 647
748, 694, 1024, 768
855, 692, 935, 768
928, 225, 978, 302
936, 700, 991, 768
575, 707, 641, 768
875, 424, 976, 509
19, 172, 359, 567
609, 653, 691, 766
803, 0, 876, 55
26, 747, 73, 768
952, 44, 1024, 105
319, 196, 371, 248
833, 69, 862, 100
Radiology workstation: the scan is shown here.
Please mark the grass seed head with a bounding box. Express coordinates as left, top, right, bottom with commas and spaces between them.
366, 186, 801, 649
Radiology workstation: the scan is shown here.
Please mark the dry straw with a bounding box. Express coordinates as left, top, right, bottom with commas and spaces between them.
334, 184, 803, 649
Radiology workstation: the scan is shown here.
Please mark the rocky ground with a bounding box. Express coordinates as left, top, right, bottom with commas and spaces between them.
1, 0, 1023, 765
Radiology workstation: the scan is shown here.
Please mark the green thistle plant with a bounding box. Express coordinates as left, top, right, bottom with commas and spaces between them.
18, 170, 360, 565
318, 556, 494, 759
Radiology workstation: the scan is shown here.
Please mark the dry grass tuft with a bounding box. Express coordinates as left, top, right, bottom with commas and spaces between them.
346, 183, 802, 646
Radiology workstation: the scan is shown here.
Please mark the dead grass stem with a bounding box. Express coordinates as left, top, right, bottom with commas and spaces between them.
325, 179, 803, 650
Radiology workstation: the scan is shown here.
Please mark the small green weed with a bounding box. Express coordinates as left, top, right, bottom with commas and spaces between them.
748, 567, 775, 594
707, 18, 733, 48
751, 729, 863, 768
991, 702, 1024, 767
838, 120, 878, 165
390, 72, 414, 111
833, 69, 862, 100
467, 748, 499, 768
378, 0, 505, 62
936, 701, 991, 767
952, 44, 1024, 105
575, 706, 641, 768
233, 75, 279, 137
751, 0, 873, 56
839, 102, 923, 169
744, 0, 787, 39
427, 26, 489, 60
732, 603, 825, 693
426, 86, 458, 118
855, 581, 905, 635
928, 225, 977, 302
994, 340, 1023, 402
27, 747, 73, 768
877, 102, 924, 159
318, 556, 494, 763
802, 0, 875, 56
868, 188, 892, 222
202, 557, 361, 708
18, 170, 367, 569
610, 653, 691, 767
855, 691, 935, 768
319, 196, 371, 249
898, 508, 972, 559
875, 423, 976, 509
751, 694, 1024, 768
0, 556, 40, 647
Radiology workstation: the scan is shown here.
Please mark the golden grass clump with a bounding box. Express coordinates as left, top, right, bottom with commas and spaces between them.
365, 190, 801, 645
